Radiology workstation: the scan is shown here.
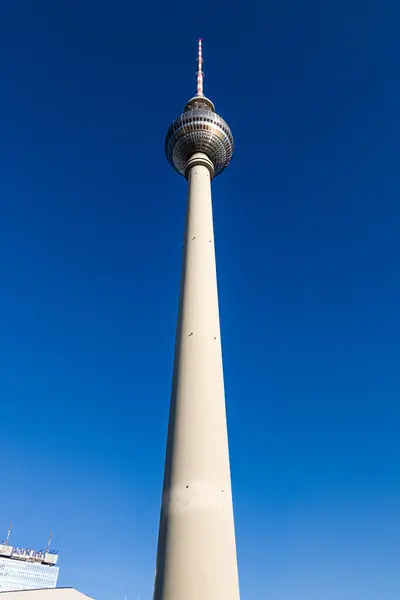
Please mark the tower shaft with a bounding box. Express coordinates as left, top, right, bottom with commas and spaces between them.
154, 153, 240, 600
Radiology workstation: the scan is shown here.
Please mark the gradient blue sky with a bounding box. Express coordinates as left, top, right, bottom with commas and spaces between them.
0, 1, 399, 599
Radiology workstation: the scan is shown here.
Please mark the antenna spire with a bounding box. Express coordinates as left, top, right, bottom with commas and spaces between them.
5, 522, 12, 546
46, 531, 53, 553
196, 38, 204, 97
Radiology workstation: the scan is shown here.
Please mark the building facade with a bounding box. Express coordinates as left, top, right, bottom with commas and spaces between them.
0, 546, 59, 592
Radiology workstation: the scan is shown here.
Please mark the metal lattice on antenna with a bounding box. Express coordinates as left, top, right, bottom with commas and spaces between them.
46, 531, 53, 553
5, 522, 12, 545
196, 39, 204, 97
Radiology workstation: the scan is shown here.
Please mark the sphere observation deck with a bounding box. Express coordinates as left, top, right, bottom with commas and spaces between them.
165, 40, 233, 178
165, 97, 234, 178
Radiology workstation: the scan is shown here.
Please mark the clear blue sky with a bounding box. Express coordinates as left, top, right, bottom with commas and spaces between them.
0, 1, 398, 599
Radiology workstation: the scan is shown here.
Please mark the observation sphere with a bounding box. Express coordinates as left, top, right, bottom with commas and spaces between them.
165, 97, 234, 178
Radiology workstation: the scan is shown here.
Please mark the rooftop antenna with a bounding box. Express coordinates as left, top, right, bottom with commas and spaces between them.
4, 522, 12, 546
46, 531, 52, 553
196, 38, 204, 97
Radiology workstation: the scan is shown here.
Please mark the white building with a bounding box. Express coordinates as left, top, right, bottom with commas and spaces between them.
0, 546, 59, 592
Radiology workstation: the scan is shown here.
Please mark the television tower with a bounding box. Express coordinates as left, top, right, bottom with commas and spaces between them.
153, 40, 240, 600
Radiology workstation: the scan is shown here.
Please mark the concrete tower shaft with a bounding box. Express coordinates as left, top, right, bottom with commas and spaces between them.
153, 42, 240, 600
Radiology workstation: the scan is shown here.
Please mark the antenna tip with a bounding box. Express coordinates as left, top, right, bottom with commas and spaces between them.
196, 38, 205, 97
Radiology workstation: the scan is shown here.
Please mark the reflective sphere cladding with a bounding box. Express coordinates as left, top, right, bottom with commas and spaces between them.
165, 108, 234, 177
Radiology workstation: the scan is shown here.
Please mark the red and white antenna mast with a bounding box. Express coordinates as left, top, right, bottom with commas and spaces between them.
46, 531, 53, 553
196, 38, 204, 97
5, 522, 12, 546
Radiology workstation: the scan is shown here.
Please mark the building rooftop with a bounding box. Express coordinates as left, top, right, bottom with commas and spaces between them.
0, 546, 58, 567
0, 588, 94, 599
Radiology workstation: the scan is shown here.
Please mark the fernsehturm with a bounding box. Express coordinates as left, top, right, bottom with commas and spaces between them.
153, 40, 240, 600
